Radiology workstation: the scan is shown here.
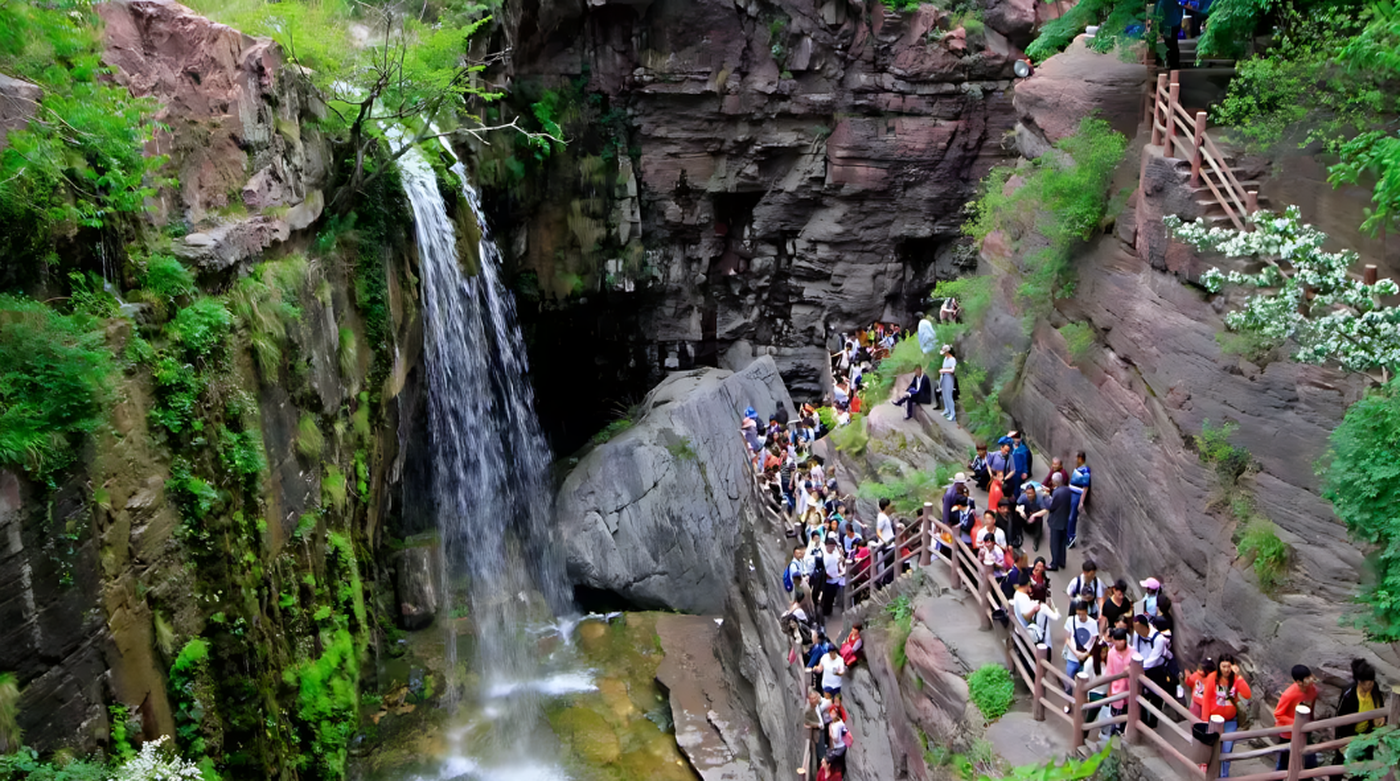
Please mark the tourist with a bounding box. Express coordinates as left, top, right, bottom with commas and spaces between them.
780, 588, 817, 650
954, 497, 977, 547
785, 544, 809, 594
850, 539, 872, 601
892, 364, 932, 419
815, 757, 842, 781
1101, 579, 1132, 634
840, 622, 864, 667
825, 708, 851, 770
1028, 556, 1052, 603
1135, 577, 1164, 620
1063, 600, 1099, 683
1065, 560, 1106, 619
1185, 657, 1213, 720
1002, 548, 1028, 601
1132, 615, 1172, 729
938, 344, 957, 422
988, 441, 1014, 504
1016, 483, 1048, 551
1273, 664, 1319, 772
1105, 628, 1134, 733
939, 296, 961, 323
1044, 456, 1069, 489
995, 498, 1021, 550
970, 444, 991, 491
1068, 451, 1091, 548
818, 536, 845, 618
1013, 572, 1058, 643
1203, 654, 1252, 777
1046, 472, 1072, 571
1154, 0, 1184, 69
942, 473, 968, 528
810, 644, 848, 697
975, 510, 1007, 548
1332, 658, 1388, 769
1082, 640, 1112, 741
979, 532, 1009, 580
999, 430, 1032, 498
741, 415, 763, 452
841, 521, 862, 557
875, 498, 897, 586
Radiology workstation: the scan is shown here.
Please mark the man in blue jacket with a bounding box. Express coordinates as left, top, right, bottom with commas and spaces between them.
997, 431, 1032, 499
1156, 0, 1184, 69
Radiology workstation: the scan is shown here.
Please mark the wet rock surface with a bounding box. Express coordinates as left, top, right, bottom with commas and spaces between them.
655, 614, 753, 779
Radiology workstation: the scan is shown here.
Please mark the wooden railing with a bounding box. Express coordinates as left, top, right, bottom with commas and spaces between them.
1149, 69, 1259, 232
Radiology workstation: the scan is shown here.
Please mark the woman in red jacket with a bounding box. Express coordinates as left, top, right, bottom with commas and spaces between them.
1201, 654, 1252, 777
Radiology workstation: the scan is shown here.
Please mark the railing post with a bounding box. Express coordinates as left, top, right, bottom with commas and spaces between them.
1190, 111, 1207, 185
1031, 643, 1050, 721
1164, 80, 1181, 158
1287, 704, 1311, 780
976, 561, 994, 630
1246, 190, 1259, 220
1204, 714, 1225, 780
1364, 264, 1379, 286
1070, 671, 1089, 749
1152, 73, 1168, 146
1125, 654, 1144, 745
947, 526, 961, 585
920, 502, 933, 567
1388, 684, 1400, 733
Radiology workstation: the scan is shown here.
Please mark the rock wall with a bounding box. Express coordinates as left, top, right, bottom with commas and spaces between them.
965, 137, 1400, 700
489, 0, 1023, 413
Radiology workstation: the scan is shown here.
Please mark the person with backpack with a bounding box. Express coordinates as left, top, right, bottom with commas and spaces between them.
1065, 560, 1106, 619
825, 708, 852, 771
1063, 600, 1099, 686
785, 544, 809, 595
1202, 654, 1252, 777
1132, 614, 1173, 728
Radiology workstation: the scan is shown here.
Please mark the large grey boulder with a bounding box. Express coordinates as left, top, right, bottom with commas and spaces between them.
0, 74, 41, 152
556, 356, 793, 613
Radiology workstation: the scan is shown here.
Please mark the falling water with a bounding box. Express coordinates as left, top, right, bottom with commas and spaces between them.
397, 137, 572, 777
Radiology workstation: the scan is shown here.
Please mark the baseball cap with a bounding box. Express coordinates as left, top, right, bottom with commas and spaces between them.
1140, 577, 1161, 590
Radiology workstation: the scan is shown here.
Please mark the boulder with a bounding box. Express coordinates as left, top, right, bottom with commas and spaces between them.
0, 74, 41, 152
1012, 35, 1148, 149
984, 0, 1037, 46
556, 357, 793, 613
393, 547, 438, 631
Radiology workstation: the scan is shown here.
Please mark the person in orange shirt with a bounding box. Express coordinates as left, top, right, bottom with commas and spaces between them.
1272, 664, 1318, 772
1185, 658, 1213, 720
1201, 654, 1252, 777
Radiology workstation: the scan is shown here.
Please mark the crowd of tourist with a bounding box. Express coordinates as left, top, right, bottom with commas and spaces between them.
738, 318, 1389, 779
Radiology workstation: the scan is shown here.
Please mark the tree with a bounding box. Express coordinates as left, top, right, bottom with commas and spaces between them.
1319, 376, 1400, 642
1167, 206, 1400, 373
203, 0, 557, 209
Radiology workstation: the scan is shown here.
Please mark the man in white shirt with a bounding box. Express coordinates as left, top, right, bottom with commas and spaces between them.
1133, 614, 1171, 728
818, 537, 844, 618
875, 498, 896, 587
1065, 559, 1106, 618
786, 544, 810, 593
809, 645, 848, 695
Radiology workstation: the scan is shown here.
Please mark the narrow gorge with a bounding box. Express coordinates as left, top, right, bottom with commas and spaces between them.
2, 1, 1398, 781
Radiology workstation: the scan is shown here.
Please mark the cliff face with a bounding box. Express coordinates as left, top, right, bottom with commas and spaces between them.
488, 0, 1023, 440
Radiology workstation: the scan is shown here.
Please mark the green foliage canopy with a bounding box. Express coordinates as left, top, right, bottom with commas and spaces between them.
1320, 376, 1400, 642
966, 664, 1015, 721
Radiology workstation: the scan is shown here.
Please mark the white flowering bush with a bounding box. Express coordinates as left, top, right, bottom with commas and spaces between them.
111, 736, 203, 781
1166, 206, 1400, 372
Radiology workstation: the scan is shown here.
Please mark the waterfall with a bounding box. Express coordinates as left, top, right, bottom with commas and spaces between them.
397, 138, 571, 776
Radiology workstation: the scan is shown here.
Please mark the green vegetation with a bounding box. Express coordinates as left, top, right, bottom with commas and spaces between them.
858, 469, 946, 514
861, 334, 929, 404
590, 417, 635, 446
0, 296, 114, 482
885, 595, 915, 671
965, 118, 1126, 322
1213, 1, 1400, 236
169, 299, 233, 362
1024, 0, 1148, 62
1057, 322, 1095, 364
323, 466, 348, 512
881, 0, 923, 11
966, 664, 1015, 722
666, 437, 698, 462
0, 672, 19, 752
0, 750, 107, 781
1320, 376, 1400, 641
108, 705, 136, 763
169, 638, 214, 757
1193, 420, 1253, 486
1344, 725, 1400, 781
0, 1, 165, 265
960, 363, 1014, 446
830, 413, 870, 455
1236, 513, 1289, 592
297, 414, 326, 460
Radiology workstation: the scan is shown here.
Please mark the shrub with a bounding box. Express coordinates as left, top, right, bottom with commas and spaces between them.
1320, 376, 1400, 641
139, 254, 196, 301
830, 413, 869, 455
149, 354, 204, 435
857, 469, 945, 514
863, 335, 928, 404
337, 327, 357, 377
219, 426, 266, 483
0, 296, 114, 480
1237, 515, 1289, 592
886, 595, 915, 671
590, 417, 634, 446
932, 276, 993, 327
0, 672, 19, 752
169, 299, 232, 362
323, 466, 348, 512
1058, 321, 1095, 364
966, 664, 1015, 721
1194, 420, 1252, 486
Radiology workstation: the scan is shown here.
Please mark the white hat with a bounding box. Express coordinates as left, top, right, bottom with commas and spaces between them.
953, 472, 967, 484
940, 344, 952, 354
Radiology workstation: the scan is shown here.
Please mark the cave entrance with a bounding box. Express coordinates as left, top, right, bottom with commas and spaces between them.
894, 235, 975, 318
707, 191, 764, 278
573, 584, 650, 614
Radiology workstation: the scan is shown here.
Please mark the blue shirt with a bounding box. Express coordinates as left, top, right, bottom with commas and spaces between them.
1156, 0, 1184, 27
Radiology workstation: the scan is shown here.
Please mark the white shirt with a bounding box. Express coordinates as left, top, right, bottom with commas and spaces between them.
1133, 631, 1168, 669
1063, 615, 1098, 660
818, 654, 847, 691
876, 512, 895, 543
1013, 589, 1039, 625
942, 355, 957, 374
1066, 574, 1106, 602
822, 549, 843, 582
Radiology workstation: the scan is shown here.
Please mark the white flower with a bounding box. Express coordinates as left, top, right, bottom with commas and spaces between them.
111, 736, 204, 781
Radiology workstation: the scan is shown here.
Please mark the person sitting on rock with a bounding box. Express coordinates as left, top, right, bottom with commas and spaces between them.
1016, 483, 1049, 552
891, 365, 933, 420
840, 622, 864, 667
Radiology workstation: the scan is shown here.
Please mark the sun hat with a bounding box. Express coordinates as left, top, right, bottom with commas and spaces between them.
953, 472, 967, 484
940, 344, 952, 354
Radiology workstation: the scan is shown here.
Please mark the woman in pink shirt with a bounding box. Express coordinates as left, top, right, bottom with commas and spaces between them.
1105, 628, 1134, 732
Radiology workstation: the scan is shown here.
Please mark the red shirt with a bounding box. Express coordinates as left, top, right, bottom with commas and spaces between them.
1274, 682, 1317, 739
1202, 672, 1252, 724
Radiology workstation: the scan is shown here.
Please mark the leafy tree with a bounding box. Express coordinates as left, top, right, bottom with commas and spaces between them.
193, 0, 555, 208
1319, 376, 1400, 642
1167, 206, 1400, 373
